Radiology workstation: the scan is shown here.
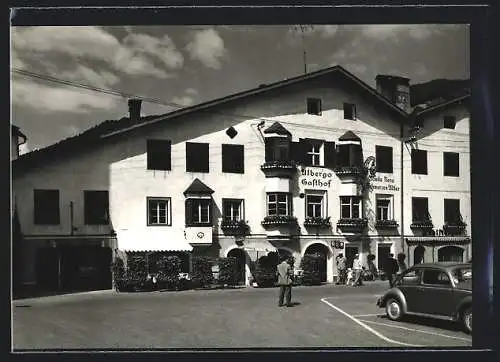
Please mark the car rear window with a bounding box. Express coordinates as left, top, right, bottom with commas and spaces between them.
451, 267, 472, 289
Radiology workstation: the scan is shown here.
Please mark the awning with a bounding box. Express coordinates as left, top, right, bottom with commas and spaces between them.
406, 236, 471, 245
117, 230, 193, 252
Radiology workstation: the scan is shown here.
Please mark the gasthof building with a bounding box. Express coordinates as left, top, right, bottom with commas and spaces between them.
12, 65, 471, 292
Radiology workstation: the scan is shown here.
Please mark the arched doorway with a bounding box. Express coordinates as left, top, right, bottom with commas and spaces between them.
304, 243, 329, 283
227, 248, 246, 285
438, 246, 464, 262
414, 245, 425, 265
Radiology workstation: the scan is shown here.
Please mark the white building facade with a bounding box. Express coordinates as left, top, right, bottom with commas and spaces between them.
12, 66, 471, 292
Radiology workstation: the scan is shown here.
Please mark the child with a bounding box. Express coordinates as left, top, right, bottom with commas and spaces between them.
346, 268, 354, 286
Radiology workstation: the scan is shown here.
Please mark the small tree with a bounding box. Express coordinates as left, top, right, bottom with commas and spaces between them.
112, 257, 127, 292
127, 255, 149, 291
192, 256, 214, 288
218, 257, 239, 287
253, 255, 278, 287
156, 255, 182, 290
300, 254, 323, 285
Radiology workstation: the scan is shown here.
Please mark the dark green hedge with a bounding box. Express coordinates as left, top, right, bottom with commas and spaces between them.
218, 257, 239, 286
300, 254, 323, 285
192, 256, 214, 288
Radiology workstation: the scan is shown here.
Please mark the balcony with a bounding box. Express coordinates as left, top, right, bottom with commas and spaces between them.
336, 218, 368, 233
443, 222, 467, 236
184, 226, 213, 245
303, 217, 332, 229
333, 166, 363, 178
410, 220, 434, 231
375, 219, 399, 229
260, 160, 297, 179
220, 219, 250, 236
261, 215, 298, 227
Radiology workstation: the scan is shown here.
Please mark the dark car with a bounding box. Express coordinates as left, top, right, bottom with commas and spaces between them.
376, 262, 472, 334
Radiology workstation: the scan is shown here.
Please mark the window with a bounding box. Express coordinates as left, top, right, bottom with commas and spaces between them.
340, 196, 361, 219
444, 199, 461, 224
376, 194, 393, 221
186, 142, 209, 173
307, 98, 322, 115
222, 144, 244, 173
147, 197, 172, 226
343, 103, 356, 120
304, 140, 323, 166
336, 144, 363, 167
185, 198, 212, 226
399, 269, 422, 286
222, 199, 244, 221
34, 189, 60, 225
412, 197, 429, 222
411, 149, 428, 175
147, 139, 171, 170
306, 191, 327, 218
265, 137, 290, 161
443, 152, 459, 177
444, 115, 456, 129
267, 193, 291, 216
375, 146, 393, 173
422, 269, 452, 287
84, 190, 109, 225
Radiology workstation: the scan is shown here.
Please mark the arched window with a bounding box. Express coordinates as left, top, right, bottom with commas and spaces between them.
438, 246, 464, 262
414, 245, 425, 265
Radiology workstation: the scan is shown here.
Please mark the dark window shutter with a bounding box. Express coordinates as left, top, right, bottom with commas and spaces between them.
265, 138, 274, 161
185, 199, 193, 226
354, 144, 363, 167
164, 140, 172, 170
290, 140, 309, 165
337, 145, 349, 167
324, 141, 336, 169
147, 140, 171, 170
208, 200, 213, 225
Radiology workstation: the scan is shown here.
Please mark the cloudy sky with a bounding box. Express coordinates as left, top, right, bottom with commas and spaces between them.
11, 25, 469, 153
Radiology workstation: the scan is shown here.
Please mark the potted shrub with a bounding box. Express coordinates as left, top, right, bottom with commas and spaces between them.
300, 254, 323, 285
156, 255, 182, 291
192, 256, 214, 289
218, 257, 239, 287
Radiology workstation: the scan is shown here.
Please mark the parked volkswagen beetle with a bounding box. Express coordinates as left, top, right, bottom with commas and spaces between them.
376, 262, 472, 334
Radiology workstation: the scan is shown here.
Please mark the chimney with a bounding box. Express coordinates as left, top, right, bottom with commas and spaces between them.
128, 98, 142, 121
375, 75, 411, 112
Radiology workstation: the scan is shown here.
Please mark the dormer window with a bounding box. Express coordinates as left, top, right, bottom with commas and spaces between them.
307, 98, 322, 115
184, 178, 214, 227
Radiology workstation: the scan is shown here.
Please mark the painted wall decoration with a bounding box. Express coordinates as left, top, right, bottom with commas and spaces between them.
298, 167, 334, 188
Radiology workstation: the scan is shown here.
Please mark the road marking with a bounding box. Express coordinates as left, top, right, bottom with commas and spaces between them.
352, 313, 385, 318
321, 298, 423, 347
357, 319, 472, 343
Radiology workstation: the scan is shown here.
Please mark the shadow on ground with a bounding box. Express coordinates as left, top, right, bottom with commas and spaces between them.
377, 314, 464, 332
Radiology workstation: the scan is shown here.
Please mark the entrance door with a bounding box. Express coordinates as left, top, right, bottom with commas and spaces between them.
304, 244, 329, 283
345, 245, 359, 269
377, 245, 391, 271
36, 247, 60, 292
227, 249, 246, 285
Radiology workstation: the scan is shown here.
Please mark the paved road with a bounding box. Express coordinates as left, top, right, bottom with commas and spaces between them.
12, 283, 472, 350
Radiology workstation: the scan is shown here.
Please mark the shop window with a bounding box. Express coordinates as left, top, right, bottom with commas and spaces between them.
34, 189, 60, 225
412, 197, 430, 222
444, 115, 456, 129
343, 103, 356, 120
147, 197, 172, 226
222, 144, 244, 173
443, 152, 459, 177
307, 98, 322, 115
411, 149, 428, 175
340, 196, 361, 219
305, 191, 327, 218
375, 145, 393, 173
222, 199, 244, 221
376, 194, 393, 221
84, 190, 109, 225
185, 198, 212, 226
186, 142, 209, 173
147, 139, 171, 171
267, 193, 291, 216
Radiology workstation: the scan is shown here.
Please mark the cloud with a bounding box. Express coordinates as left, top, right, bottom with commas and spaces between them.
171, 96, 195, 107
59, 64, 120, 89
357, 24, 455, 41
12, 78, 119, 114
185, 88, 198, 95
186, 28, 227, 69
11, 26, 182, 78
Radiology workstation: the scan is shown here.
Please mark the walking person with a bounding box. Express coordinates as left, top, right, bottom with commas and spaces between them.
336, 253, 347, 285
384, 253, 399, 288
277, 255, 293, 307
352, 253, 363, 286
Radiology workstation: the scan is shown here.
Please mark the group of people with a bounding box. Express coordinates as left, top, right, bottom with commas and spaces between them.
335, 253, 364, 286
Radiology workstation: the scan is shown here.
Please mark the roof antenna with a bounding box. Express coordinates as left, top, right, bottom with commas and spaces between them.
293, 25, 313, 75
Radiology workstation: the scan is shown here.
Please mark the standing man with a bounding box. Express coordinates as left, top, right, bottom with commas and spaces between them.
384, 253, 399, 288
352, 253, 363, 286
336, 253, 347, 285
277, 255, 293, 307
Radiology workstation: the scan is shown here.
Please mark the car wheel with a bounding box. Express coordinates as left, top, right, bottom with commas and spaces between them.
461, 307, 472, 334
386, 298, 403, 321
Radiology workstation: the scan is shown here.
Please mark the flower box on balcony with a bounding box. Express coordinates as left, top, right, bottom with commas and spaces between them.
375, 219, 399, 229
260, 160, 297, 178
443, 222, 467, 236
333, 166, 363, 177
410, 220, 434, 229
261, 215, 298, 227
337, 218, 368, 231
303, 217, 332, 229
220, 220, 249, 236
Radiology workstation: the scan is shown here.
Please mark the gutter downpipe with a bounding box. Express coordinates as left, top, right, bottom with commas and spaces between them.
400, 121, 405, 254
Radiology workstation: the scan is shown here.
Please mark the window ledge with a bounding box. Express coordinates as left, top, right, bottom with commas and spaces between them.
337, 218, 368, 230
410, 221, 434, 229
375, 220, 399, 229
261, 215, 298, 227
303, 217, 332, 229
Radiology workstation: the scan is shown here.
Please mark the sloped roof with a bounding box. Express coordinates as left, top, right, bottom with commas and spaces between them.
263, 122, 292, 136
183, 178, 214, 196
13, 64, 413, 173
339, 130, 361, 141
414, 92, 470, 117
